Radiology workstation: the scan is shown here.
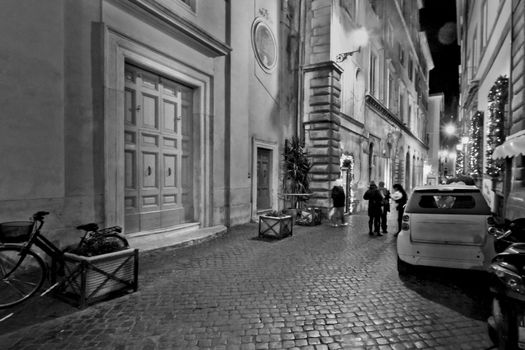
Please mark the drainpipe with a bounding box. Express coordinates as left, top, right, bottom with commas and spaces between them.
224, 0, 232, 227
296, 0, 306, 140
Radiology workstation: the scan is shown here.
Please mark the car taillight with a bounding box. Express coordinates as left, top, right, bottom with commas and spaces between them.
402, 215, 409, 230
489, 262, 525, 295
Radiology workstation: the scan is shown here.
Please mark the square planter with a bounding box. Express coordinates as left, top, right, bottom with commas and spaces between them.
259, 215, 293, 239
57, 248, 139, 308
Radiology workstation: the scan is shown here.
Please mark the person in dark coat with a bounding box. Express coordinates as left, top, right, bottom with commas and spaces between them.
330, 182, 347, 227
378, 181, 391, 233
391, 183, 408, 235
363, 181, 383, 236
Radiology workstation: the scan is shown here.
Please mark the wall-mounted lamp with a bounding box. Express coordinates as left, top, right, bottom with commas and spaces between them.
335, 27, 369, 63
335, 47, 361, 63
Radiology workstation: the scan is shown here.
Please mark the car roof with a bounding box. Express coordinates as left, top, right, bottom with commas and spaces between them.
412, 184, 480, 192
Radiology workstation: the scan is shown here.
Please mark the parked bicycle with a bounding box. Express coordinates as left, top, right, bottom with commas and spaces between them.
0, 211, 129, 308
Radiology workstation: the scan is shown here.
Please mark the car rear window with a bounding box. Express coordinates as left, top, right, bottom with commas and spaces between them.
406, 191, 491, 214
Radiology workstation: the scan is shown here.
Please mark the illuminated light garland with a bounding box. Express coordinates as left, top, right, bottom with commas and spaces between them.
469, 111, 483, 176
456, 150, 464, 175
486, 76, 508, 177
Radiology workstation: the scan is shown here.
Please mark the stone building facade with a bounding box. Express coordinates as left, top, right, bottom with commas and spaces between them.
457, 0, 525, 220
456, 0, 512, 212
300, 0, 433, 212
0, 0, 434, 250
0, 0, 301, 249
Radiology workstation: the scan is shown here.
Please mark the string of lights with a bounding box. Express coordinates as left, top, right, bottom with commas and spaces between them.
485, 75, 508, 177
469, 111, 483, 176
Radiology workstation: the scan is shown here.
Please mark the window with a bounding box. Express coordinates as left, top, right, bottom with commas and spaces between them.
408, 57, 413, 81
387, 21, 394, 47
369, 0, 378, 14
341, 0, 356, 16
408, 103, 412, 129
481, 1, 488, 49
179, 0, 196, 11
387, 70, 393, 108
369, 52, 377, 96
467, 49, 472, 80
399, 44, 405, 66
341, 68, 355, 116
399, 90, 405, 121
472, 28, 478, 72
418, 195, 475, 209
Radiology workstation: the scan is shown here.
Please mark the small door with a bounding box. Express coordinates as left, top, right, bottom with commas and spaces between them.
257, 148, 271, 210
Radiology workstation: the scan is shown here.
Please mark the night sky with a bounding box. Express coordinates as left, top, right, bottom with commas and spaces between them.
420, 0, 460, 119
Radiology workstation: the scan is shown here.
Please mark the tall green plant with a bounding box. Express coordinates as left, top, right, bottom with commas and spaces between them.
283, 136, 312, 208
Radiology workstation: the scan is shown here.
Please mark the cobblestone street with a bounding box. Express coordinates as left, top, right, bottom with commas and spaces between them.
0, 214, 493, 350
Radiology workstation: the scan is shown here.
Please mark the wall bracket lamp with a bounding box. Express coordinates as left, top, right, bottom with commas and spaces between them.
335, 47, 361, 63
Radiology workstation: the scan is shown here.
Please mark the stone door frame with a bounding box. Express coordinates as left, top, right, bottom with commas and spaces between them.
103, 27, 212, 230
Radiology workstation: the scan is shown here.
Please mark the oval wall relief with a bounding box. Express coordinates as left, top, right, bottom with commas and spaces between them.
251, 18, 277, 73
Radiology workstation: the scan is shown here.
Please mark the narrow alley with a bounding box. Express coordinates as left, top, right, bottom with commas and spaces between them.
0, 214, 492, 350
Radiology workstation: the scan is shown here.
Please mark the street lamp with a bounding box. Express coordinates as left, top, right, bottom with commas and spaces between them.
335, 27, 369, 63
444, 123, 456, 136
336, 47, 361, 63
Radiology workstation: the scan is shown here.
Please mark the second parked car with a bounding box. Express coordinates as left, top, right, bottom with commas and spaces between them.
397, 184, 494, 274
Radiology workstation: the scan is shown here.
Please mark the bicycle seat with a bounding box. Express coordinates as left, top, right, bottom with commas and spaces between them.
33, 211, 50, 220
76, 223, 99, 232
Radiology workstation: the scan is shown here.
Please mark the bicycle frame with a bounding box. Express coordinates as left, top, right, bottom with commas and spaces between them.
1, 215, 64, 283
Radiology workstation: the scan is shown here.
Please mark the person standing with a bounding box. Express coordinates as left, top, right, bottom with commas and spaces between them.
363, 181, 383, 236
330, 181, 347, 227
378, 181, 390, 234
391, 183, 408, 235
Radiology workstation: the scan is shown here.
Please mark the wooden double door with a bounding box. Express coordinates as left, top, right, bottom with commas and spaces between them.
124, 65, 194, 233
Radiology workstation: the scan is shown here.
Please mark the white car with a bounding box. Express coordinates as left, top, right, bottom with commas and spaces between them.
397, 184, 495, 274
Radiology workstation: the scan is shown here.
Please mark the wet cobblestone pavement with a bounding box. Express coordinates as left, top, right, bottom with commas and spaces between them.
0, 214, 494, 349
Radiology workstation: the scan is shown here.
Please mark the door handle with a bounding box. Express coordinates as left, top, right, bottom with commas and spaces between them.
147, 166, 152, 176
168, 168, 172, 176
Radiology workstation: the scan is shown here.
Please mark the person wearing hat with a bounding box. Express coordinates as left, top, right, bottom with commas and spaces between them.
377, 181, 391, 234
363, 181, 383, 236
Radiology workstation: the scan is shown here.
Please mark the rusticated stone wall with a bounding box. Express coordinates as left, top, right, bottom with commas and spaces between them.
303, 62, 343, 208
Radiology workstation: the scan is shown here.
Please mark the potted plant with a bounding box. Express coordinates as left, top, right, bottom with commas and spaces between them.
259, 210, 293, 239
282, 136, 313, 219
59, 234, 138, 308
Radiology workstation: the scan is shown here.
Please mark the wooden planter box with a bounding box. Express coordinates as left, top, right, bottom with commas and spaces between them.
57, 248, 139, 308
259, 215, 293, 239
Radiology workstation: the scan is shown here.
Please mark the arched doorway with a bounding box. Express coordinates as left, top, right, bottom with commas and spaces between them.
340, 153, 355, 213
412, 155, 416, 191
384, 143, 392, 189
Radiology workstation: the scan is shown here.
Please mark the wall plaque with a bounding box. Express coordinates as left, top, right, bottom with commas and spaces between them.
251, 17, 277, 73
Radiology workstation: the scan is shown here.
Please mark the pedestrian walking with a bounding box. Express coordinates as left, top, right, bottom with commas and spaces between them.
363, 181, 383, 236
378, 181, 390, 233
330, 181, 348, 227
391, 183, 408, 235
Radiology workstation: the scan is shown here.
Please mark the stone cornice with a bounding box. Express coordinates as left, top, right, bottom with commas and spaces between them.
303, 61, 344, 74
365, 94, 428, 149
110, 0, 231, 57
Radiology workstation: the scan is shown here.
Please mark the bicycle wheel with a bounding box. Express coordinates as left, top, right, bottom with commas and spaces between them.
0, 246, 46, 308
